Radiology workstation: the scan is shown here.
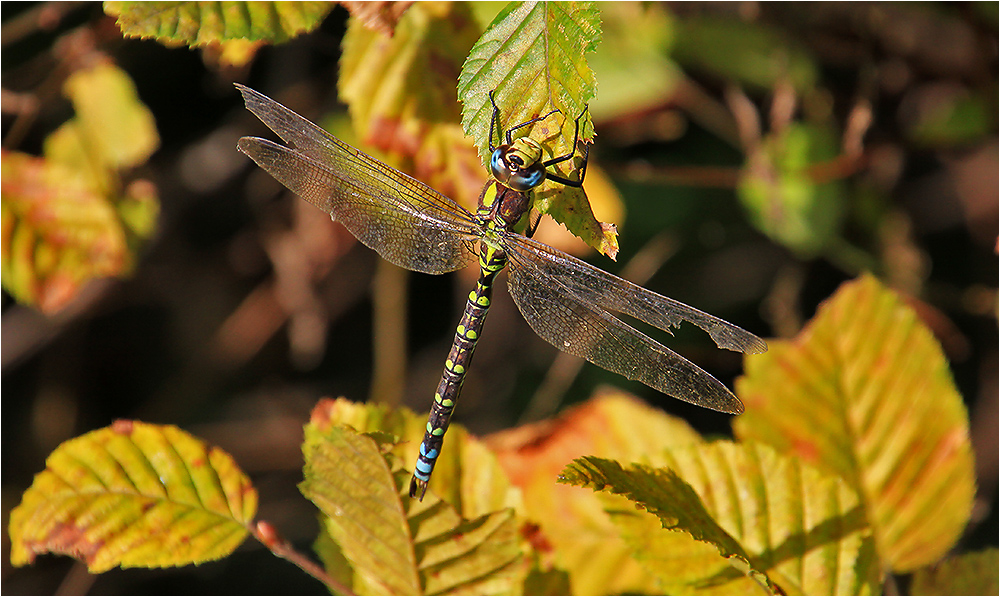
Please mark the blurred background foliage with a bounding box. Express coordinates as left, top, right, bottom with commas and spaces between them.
2, 2, 996, 594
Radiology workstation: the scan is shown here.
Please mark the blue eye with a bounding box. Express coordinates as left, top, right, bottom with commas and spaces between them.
509, 166, 545, 192
490, 148, 506, 182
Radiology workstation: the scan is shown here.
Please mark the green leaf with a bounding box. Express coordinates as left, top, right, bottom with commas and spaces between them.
735, 274, 976, 572
104, 1, 333, 46
559, 455, 778, 594
671, 14, 818, 92
458, 2, 616, 257
1, 151, 129, 314
486, 391, 704, 595
910, 548, 999, 596
300, 424, 522, 595
737, 122, 844, 258
9, 420, 256, 572
338, 2, 485, 207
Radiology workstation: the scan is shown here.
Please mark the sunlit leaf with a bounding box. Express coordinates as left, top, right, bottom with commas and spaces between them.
307, 397, 517, 518
910, 548, 999, 595
104, 1, 333, 46
485, 390, 703, 595
629, 441, 879, 595
1, 151, 129, 314
339, 2, 484, 207
737, 123, 844, 258
9, 420, 256, 572
63, 62, 160, 170
559, 455, 777, 594
458, 2, 615, 256
735, 274, 976, 572
300, 423, 522, 595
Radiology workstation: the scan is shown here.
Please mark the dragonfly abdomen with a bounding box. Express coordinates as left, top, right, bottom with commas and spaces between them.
409, 252, 507, 499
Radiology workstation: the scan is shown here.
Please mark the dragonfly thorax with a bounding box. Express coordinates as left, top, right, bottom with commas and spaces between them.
478, 180, 531, 233
490, 137, 546, 192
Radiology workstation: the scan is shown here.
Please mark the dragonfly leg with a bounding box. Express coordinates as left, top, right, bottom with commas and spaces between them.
541, 104, 590, 187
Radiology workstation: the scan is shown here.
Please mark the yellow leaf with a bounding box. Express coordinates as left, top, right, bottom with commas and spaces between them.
63, 62, 160, 170
735, 274, 976, 571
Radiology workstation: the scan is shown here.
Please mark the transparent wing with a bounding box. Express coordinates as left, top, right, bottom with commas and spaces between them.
504, 235, 768, 414
237, 85, 479, 275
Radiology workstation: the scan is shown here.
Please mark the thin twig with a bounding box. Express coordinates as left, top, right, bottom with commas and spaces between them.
252, 520, 354, 596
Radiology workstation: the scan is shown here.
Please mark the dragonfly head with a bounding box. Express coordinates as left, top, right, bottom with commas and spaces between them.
490, 137, 546, 192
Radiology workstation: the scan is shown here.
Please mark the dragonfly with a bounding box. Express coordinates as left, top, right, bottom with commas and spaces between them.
235, 84, 768, 500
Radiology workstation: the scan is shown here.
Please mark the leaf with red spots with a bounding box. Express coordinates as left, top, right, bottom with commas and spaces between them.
338, 2, 485, 208
1, 62, 159, 314
734, 274, 976, 572
9, 421, 257, 572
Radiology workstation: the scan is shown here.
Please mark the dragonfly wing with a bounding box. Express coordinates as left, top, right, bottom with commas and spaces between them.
505, 235, 768, 355
237, 85, 482, 274
505, 254, 745, 414
239, 136, 478, 274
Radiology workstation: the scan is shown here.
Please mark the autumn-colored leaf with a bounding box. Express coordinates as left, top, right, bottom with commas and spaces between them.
104, 1, 333, 46
338, 2, 484, 207
9, 421, 256, 572
300, 421, 522, 595
485, 391, 703, 595
648, 441, 879, 595
306, 398, 517, 522
735, 274, 976, 572
1, 151, 129, 314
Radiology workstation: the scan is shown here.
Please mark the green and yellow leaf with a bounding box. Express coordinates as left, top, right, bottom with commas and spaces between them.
644, 441, 878, 595
1, 151, 129, 314
306, 397, 517, 519
9, 421, 256, 572
104, 1, 333, 46
300, 421, 522, 595
458, 1, 616, 257
735, 274, 976, 572
1, 62, 159, 314
559, 455, 777, 594
62, 61, 160, 171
